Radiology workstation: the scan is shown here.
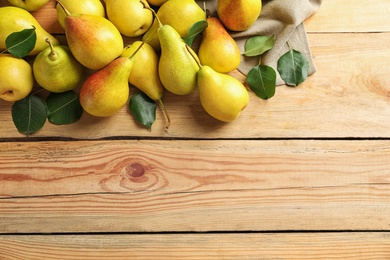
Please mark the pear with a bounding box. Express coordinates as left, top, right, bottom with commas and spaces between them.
146, 0, 168, 6
33, 38, 85, 93
79, 43, 145, 117
198, 17, 241, 73
56, 0, 106, 29
105, 0, 153, 37
186, 46, 249, 122
217, 0, 262, 31
7, 0, 50, 11
142, 0, 205, 50
0, 54, 34, 102
56, 0, 123, 70
0, 6, 59, 56
121, 41, 170, 127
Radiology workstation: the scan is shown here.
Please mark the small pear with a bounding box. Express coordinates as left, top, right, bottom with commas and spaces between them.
121, 41, 170, 127
197, 65, 249, 122
0, 54, 34, 102
33, 38, 85, 93
217, 0, 262, 31
198, 17, 241, 73
79, 43, 145, 117
7, 0, 50, 11
56, 0, 106, 29
142, 0, 205, 50
106, 0, 153, 37
0, 6, 59, 56
57, 0, 123, 70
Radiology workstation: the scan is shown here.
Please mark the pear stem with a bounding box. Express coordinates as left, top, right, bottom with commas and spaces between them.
128, 41, 145, 60
56, 0, 71, 16
140, 1, 163, 28
157, 99, 171, 129
45, 38, 58, 62
185, 45, 202, 69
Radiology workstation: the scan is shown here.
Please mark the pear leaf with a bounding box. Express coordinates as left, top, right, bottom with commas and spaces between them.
11, 94, 47, 136
244, 35, 275, 57
183, 20, 208, 46
277, 49, 309, 86
5, 27, 37, 58
246, 65, 276, 100
130, 92, 157, 131
46, 91, 83, 125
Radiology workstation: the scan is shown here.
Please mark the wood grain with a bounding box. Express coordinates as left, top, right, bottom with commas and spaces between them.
1, 233, 390, 259
1, 140, 390, 233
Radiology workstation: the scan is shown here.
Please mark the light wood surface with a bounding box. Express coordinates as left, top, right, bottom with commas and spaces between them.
1, 0, 390, 258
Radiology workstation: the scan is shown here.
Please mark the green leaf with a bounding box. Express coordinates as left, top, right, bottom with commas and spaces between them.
277, 49, 309, 86
11, 94, 47, 136
183, 20, 208, 46
5, 27, 37, 58
244, 35, 275, 57
246, 65, 276, 100
46, 91, 83, 125
130, 92, 157, 131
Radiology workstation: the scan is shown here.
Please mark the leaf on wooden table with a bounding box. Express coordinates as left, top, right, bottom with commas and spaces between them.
183, 20, 208, 46
246, 65, 276, 100
5, 27, 37, 58
277, 49, 309, 86
11, 94, 47, 136
130, 92, 157, 131
244, 35, 275, 57
46, 91, 83, 125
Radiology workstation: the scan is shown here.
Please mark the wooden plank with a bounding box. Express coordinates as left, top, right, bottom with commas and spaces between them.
1, 233, 390, 259
2, 32, 390, 139
305, 0, 390, 33
1, 139, 390, 233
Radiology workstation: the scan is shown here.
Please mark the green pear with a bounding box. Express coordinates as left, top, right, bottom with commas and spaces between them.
0, 6, 59, 56
56, 0, 106, 29
198, 17, 241, 73
33, 38, 85, 93
79, 43, 145, 117
217, 0, 262, 31
57, 0, 123, 70
197, 65, 249, 122
121, 41, 170, 127
106, 0, 153, 37
7, 0, 50, 11
142, 0, 205, 50
0, 54, 34, 102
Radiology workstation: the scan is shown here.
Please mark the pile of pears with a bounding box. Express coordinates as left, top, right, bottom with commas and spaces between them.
0, 0, 263, 125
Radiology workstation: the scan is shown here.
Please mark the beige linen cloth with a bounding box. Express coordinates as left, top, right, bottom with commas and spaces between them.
196, 0, 322, 85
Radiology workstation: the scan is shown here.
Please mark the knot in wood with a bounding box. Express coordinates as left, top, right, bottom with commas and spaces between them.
126, 162, 145, 178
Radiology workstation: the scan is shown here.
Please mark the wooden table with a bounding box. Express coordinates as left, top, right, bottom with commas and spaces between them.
1, 0, 390, 258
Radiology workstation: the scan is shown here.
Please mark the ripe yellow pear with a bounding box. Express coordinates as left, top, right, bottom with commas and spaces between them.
197, 65, 249, 122
79, 43, 145, 117
57, 0, 123, 70
33, 39, 85, 93
7, 0, 50, 11
142, 0, 206, 50
0, 54, 34, 102
56, 0, 106, 29
198, 17, 241, 73
0, 6, 59, 56
217, 0, 262, 31
106, 0, 153, 37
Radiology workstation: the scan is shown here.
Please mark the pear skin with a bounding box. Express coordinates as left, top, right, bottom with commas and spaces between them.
158, 25, 200, 95
217, 0, 262, 31
0, 54, 34, 102
57, 1, 123, 70
79, 57, 133, 117
33, 39, 85, 93
197, 65, 249, 122
142, 0, 205, 50
0, 6, 59, 56
198, 17, 241, 73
